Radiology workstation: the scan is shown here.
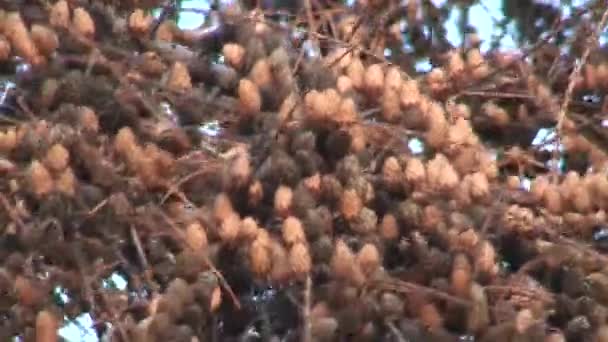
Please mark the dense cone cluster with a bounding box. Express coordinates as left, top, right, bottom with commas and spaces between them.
0, 1, 608, 341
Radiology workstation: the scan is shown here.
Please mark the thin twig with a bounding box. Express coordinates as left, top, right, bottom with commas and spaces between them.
0, 193, 26, 231
16, 96, 35, 120
374, 278, 471, 307
460, 90, 534, 100
292, 42, 308, 74
323, 11, 365, 70
360, 107, 382, 119
71, 237, 95, 310
325, 45, 357, 68
484, 285, 554, 304
304, 0, 317, 44
160, 168, 213, 204
56, 54, 121, 79
323, 8, 338, 40
130, 225, 150, 270
85, 49, 101, 77
459, 4, 468, 52
301, 275, 312, 342
480, 189, 505, 236
87, 198, 109, 216
296, 6, 350, 73
386, 321, 408, 342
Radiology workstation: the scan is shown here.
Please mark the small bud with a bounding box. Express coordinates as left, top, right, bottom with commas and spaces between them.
446, 50, 465, 78
128, 9, 152, 35
239, 217, 259, 241
380, 213, 400, 240
400, 79, 421, 107
515, 309, 534, 334
219, 213, 240, 243
114, 127, 137, 156
139, 52, 166, 76
384, 66, 403, 91
305, 89, 341, 122
451, 253, 472, 297
229, 149, 251, 188
506, 175, 521, 190
426, 154, 459, 192
364, 64, 384, 97
15, 275, 43, 307
331, 239, 365, 286
340, 188, 362, 221
210, 286, 222, 312
419, 302, 443, 330
405, 157, 426, 185
29, 161, 54, 197
250, 237, 271, 277
0, 128, 17, 153
475, 240, 497, 276
289, 242, 312, 277
0, 36, 10, 61
36, 310, 59, 342
213, 193, 234, 222
349, 125, 367, 153
44, 144, 70, 173
186, 222, 208, 251
356, 243, 380, 275
56, 167, 76, 197
426, 68, 449, 95
73, 7, 96, 38
248, 180, 264, 207
77, 106, 99, 133
30, 25, 59, 57
155, 21, 177, 42
249, 58, 272, 88
467, 283, 490, 333
49, 0, 70, 29
325, 47, 352, 70
303, 173, 321, 197
335, 98, 358, 125
381, 88, 401, 122
269, 240, 291, 283
382, 156, 403, 192
282, 216, 306, 246
222, 43, 245, 70
238, 79, 261, 117
4, 12, 41, 65
543, 185, 563, 214
337, 75, 353, 94
469, 172, 489, 200
274, 185, 293, 218
167, 62, 192, 93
